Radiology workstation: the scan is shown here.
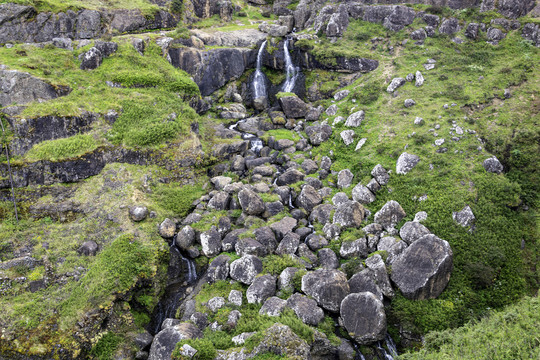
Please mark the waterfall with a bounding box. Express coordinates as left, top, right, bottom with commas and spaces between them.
385, 334, 398, 358
252, 40, 267, 99
282, 38, 299, 93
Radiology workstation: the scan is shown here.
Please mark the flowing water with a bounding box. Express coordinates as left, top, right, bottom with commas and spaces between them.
252, 40, 267, 99
282, 38, 300, 93
228, 120, 264, 155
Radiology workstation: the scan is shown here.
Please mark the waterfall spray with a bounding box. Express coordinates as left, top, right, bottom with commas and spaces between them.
252, 40, 267, 99
282, 38, 299, 93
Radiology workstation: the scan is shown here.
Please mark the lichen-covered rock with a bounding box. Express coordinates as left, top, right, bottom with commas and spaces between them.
177, 225, 195, 250
439, 17, 460, 35
452, 205, 475, 227
129, 206, 148, 222
374, 200, 406, 231
275, 232, 300, 255
309, 204, 335, 226
301, 269, 350, 312
386, 77, 405, 93
340, 292, 386, 345
238, 188, 265, 215
276, 169, 305, 186
352, 183, 376, 204
251, 324, 311, 359
278, 266, 300, 292
483, 156, 504, 174
286, 293, 325, 325
270, 216, 297, 240
371, 164, 389, 186
260, 296, 287, 317
396, 152, 420, 174
305, 124, 332, 146
391, 234, 453, 300
318, 248, 339, 270
333, 200, 365, 228
207, 254, 230, 284
296, 185, 322, 212
200, 227, 222, 257
229, 255, 263, 285
365, 254, 394, 298
158, 218, 176, 239
399, 221, 431, 244
279, 95, 309, 118
345, 110, 364, 127
235, 238, 267, 257
339, 238, 368, 259
246, 274, 276, 304
148, 323, 202, 360
79, 47, 102, 70
340, 130, 356, 146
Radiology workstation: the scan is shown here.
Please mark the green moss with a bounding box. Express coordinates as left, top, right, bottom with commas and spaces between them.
152, 182, 206, 217
25, 134, 97, 162
275, 91, 296, 99
1, 0, 162, 14
89, 332, 123, 360
262, 255, 302, 275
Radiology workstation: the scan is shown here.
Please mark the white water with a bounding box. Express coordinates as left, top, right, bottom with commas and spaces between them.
181, 254, 197, 284
253, 40, 267, 99
385, 334, 398, 358
282, 39, 300, 93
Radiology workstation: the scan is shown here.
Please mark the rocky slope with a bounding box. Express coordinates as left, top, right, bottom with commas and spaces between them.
0, 0, 538, 359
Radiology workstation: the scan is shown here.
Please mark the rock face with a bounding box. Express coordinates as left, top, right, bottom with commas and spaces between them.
0, 69, 69, 107
301, 269, 349, 312
340, 292, 386, 345
391, 234, 453, 300
148, 323, 202, 360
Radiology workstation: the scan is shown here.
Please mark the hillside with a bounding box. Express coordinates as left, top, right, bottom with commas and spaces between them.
0, 1, 538, 359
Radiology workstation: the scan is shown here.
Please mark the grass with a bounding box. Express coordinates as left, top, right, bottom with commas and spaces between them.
152, 181, 206, 217
0, 0, 163, 15
25, 134, 97, 161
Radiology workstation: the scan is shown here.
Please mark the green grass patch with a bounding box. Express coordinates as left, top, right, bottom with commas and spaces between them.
262, 254, 302, 275
25, 134, 97, 161
89, 332, 123, 360
152, 182, 205, 217
0, 0, 162, 14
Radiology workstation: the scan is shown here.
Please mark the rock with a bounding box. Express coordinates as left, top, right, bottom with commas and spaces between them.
211, 176, 232, 190
253, 96, 268, 111
236, 238, 267, 257
278, 267, 300, 292
326, 104, 338, 116
366, 178, 381, 194
522, 23, 540, 47
365, 255, 394, 298
306, 234, 329, 251
318, 248, 339, 270
207, 255, 230, 284
411, 28, 427, 40
286, 293, 325, 325
340, 292, 386, 345
79, 47, 102, 70
406, 73, 414, 82
415, 71, 424, 87
129, 206, 148, 221
260, 296, 287, 317
452, 205, 475, 227
207, 296, 226, 312
387, 77, 406, 93
345, 110, 364, 127
296, 185, 322, 212
177, 344, 197, 358
238, 188, 265, 215
337, 339, 356, 360
177, 226, 195, 250
352, 184, 376, 204
337, 169, 354, 189
247, 274, 276, 304
297, 243, 318, 267
301, 159, 319, 174
306, 106, 323, 121
279, 95, 309, 118
201, 227, 222, 257
404, 99, 416, 107
371, 164, 389, 186
396, 152, 420, 174
483, 156, 504, 174
134, 331, 154, 350
148, 323, 202, 360
333, 200, 365, 228
348, 270, 384, 301
251, 324, 310, 359
414, 211, 428, 222
334, 89, 350, 101
228, 290, 243, 307
275, 232, 300, 255
276, 169, 305, 186
229, 255, 263, 285
355, 137, 367, 151
340, 130, 356, 146
305, 124, 332, 146
439, 18, 460, 35
374, 200, 406, 231
339, 238, 368, 259
94, 40, 118, 57
400, 221, 431, 244
78, 241, 98, 256
465, 22, 480, 39
0, 69, 68, 107
332, 192, 349, 206
301, 269, 349, 312
159, 218, 176, 239
414, 116, 424, 125
391, 234, 453, 300
270, 216, 297, 240
487, 27, 506, 43
132, 38, 146, 55
52, 37, 73, 50
425, 25, 436, 37
254, 227, 278, 254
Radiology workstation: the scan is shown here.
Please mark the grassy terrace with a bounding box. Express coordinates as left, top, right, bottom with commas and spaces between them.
0, 0, 164, 14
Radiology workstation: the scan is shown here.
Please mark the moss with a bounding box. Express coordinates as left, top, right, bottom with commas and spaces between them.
262, 255, 302, 275
90, 332, 123, 360
152, 182, 206, 217
275, 91, 296, 99
24, 134, 98, 162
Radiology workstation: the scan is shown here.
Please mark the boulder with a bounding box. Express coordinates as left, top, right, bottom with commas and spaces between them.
296, 185, 322, 212
301, 159, 319, 174
177, 225, 195, 250
0, 69, 67, 107
78, 241, 98, 256
318, 248, 339, 270
386, 77, 405, 93
340, 293, 386, 345
306, 234, 329, 251
452, 205, 475, 227
348, 269, 384, 301
94, 40, 118, 57
371, 164, 389, 186
159, 218, 176, 239
246, 274, 276, 304
366, 178, 381, 194
333, 200, 365, 228
391, 234, 453, 300
404, 99, 416, 108
79, 47, 102, 70
365, 254, 394, 298
275, 232, 300, 255
270, 216, 297, 239
396, 152, 420, 174
235, 238, 267, 257
399, 221, 431, 244
211, 176, 232, 190
411, 28, 427, 40
228, 289, 243, 307
337, 169, 354, 189
52, 37, 73, 50
305, 124, 332, 146
339, 238, 368, 259
439, 18, 461, 35
483, 156, 504, 174
278, 266, 300, 292
276, 169, 305, 186
238, 188, 265, 215
251, 324, 311, 359
148, 323, 202, 360
341, 130, 356, 146
352, 184, 376, 204
301, 269, 350, 312
207, 296, 226, 312
309, 204, 334, 226
279, 95, 309, 118
260, 296, 287, 317
487, 27, 506, 43
334, 89, 350, 101
326, 104, 338, 116
129, 206, 148, 222
415, 71, 424, 87
286, 293, 325, 325
345, 110, 364, 127
207, 254, 230, 284
200, 227, 222, 257
254, 226, 278, 254
374, 200, 406, 231
229, 255, 263, 285
465, 22, 480, 39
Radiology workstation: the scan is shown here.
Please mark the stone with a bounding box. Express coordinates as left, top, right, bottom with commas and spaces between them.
254, 227, 278, 254
414, 116, 424, 125
332, 192, 349, 206
238, 188, 265, 215
229, 255, 263, 285
355, 137, 367, 151
232, 332, 256, 346
275, 232, 300, 255
259, 296, 287, 317
404, 99, 416, 108
387, 77, 406, 93
78, 241, 98, 256
309, 204, 334, 225
251, 324, 310, 359
341, 130, 356, 146
352, 183, 376, 204
306, 234, 328, 251
365, 254, 394, 298
340, 292, 386, 345
235, 238, 267, 257
391, 234, 453, 300
306, 106, 323, 121
400, 221, 431, 244
79, 47, 102, 70
374, 200, 406, 231
415, 71, 424, 87
200, 227, 222, 257
246, 274, 276, 304
94, 40, 118, 57
52, 37, 73, 50
211, 176, 232, 190
278, 267, 300, 292
326, 104, 338, 116
306, 124, 333, 146
366, 178, 381, 194
301, 269, 349, 312
411, 28, 427, 40
279, 95, 309, 118
270, 216, 297, 240
487, 27, 506, 43
371, 164, 389, 186
345, 110, 364, 127
439, 18, 460, 35
177, 344, 197, 358
276, 169, 304, 186
132, 38, 146, 55
483, 156, 504, 174
406, 73, 415, 82
452, 205, 475, 227
207, 297, 226, 312
295, 185, 322, 212
348, 269, 384, 301
286, 293, 325, 325
134, 331, 154, 350
333, 200, 365, 228
396, 152, 420, 174
148, 323, 202, 360
414, 211, 428, 222
301, 159, 318, 174
465, 22, 480, 39
339, 238, 368, 259
129, 206, 148, 221
228, 290, 243, 306
159, 218, 176, 239
207, 255, 230, 284
334, 89, 350, 101
318, 248, 339, 270
177, 225, 195, 250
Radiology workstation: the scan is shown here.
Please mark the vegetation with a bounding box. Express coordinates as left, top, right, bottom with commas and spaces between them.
0, 0, 163, 14
25, 134, 97, 161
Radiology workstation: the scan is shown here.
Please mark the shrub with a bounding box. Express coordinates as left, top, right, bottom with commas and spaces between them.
352, 81, 381, 105
171, 0, 184, 13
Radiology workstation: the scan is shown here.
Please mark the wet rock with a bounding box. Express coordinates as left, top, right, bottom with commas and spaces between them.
301, 269, 349, 312
79, 47, 102, 70
296, 185, 322, 212
286, 293, 325, 325
396, 152, 420, 174
386, 77, 405, 93
247, 274, 276, 304
391, 234, 453, 300
251, 324, 311, 359
230, 255, 263, 285
275, 232, 300, 255
452, 205, 475, 227
333, 200, 365, 228
129, 206, 148, 221
270, 216, 297, 240
177, 225, 195, 250
238, 188, 265, 215
340, 292, 386, 345
279, 95, 309, 118
276, 169, 305, 186
134, 331, 153, 351
305, 124, 332, 146
260, 296, 287, 317
374, 200, 406, 231
318, 248, 339, 270
148, 323, 202, 360
78, 241, 98, 256
352, 184, 376, 204
201, 227, 222, 257
340, 238, 368, 259
400, 221, 431, 244
345, 110, 364, 127
483, 156, 504, 174
207, 254, 230, 284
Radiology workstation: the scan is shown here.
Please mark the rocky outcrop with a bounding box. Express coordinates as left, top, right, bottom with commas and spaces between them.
191, 29, 267, 48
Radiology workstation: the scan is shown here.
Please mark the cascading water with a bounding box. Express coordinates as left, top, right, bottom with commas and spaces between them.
282, 38, 300, 93
252, 40, 267, 99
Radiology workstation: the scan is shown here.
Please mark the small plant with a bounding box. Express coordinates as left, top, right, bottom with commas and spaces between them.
90, 332, 122, 360
171, 0, 184, 14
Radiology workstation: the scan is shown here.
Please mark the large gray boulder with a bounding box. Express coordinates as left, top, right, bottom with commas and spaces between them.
247, 274, 276, 304
301, 269, 350, 312
279, 95, 309, 118
79, 47, 103, 70
0, 69, 67, 107
352, 183, 376, 204
260, 296, 287, 317
439, 18, 461, 35
229, 255, 263, 285
345, 110, 364, 127
148, 323, 202, 360
275, 232, 300, 255
396, 152, 420, 174
399, 221, 431, 244
286, 293, 325, 325
365, 254, 394, 298
270, 216, 297, 240
177, 225, 195, 250
296, 185, 322, 212
391, 234, 453, 300
200, 227, 222, 257
276, 169, 305, 186
348, 270, 384, 301
374, 200, 406, 231
206, 254, 230, 284
333, 200, 365, 228
340, 292, 386, 345
238, 188, 265, 215
305, 124, 332, 146
386, 77, 405, 93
